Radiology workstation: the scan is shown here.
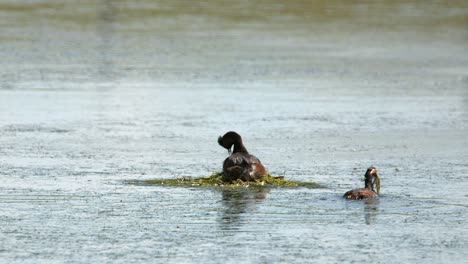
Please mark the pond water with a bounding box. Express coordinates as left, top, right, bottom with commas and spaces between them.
1, 0, 467, 263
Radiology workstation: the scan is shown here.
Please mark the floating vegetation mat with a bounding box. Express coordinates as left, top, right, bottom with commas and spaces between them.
129, 172, 320, 188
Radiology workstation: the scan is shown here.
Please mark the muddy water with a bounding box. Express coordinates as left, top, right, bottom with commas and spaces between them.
1, 0, 468, 263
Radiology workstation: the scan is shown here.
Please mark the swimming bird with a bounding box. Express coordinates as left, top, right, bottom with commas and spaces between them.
344, 167, 381, 200
218, 131, 267, 182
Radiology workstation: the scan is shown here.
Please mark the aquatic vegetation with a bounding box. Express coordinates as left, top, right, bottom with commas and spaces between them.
133, 172, 319, 188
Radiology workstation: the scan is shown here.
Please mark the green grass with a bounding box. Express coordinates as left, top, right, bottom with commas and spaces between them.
130, 172, 319, 188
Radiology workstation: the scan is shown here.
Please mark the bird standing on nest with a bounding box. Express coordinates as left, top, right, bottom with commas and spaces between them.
218, 131, 268, 182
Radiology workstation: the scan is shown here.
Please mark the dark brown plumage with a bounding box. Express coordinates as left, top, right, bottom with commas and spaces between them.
344, 167, 381, 200
218, 131, 267, 182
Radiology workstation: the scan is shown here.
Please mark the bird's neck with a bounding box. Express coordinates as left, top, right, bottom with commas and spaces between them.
233, 142, 249, 154
365, 178, 375, 192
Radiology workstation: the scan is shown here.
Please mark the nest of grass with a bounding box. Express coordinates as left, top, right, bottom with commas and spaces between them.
131, 172, 319, 188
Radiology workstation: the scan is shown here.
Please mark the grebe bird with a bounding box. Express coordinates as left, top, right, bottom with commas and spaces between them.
344, 167, 381, 200
218, 131, 267, 182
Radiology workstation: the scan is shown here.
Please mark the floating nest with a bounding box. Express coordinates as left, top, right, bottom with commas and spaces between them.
130, 172, 319, 188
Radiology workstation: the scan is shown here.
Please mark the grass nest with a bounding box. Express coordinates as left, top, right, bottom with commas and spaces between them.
132, 172, 319, 188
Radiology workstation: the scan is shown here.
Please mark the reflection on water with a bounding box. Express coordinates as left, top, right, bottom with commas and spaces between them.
2, 0, 468, 31
363, 199, 379, 225
96, 0, 116, 86
220, 188, 269, 230
1, 0, 467, 89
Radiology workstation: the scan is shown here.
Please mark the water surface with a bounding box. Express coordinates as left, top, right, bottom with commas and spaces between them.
1, 1, 467, 263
